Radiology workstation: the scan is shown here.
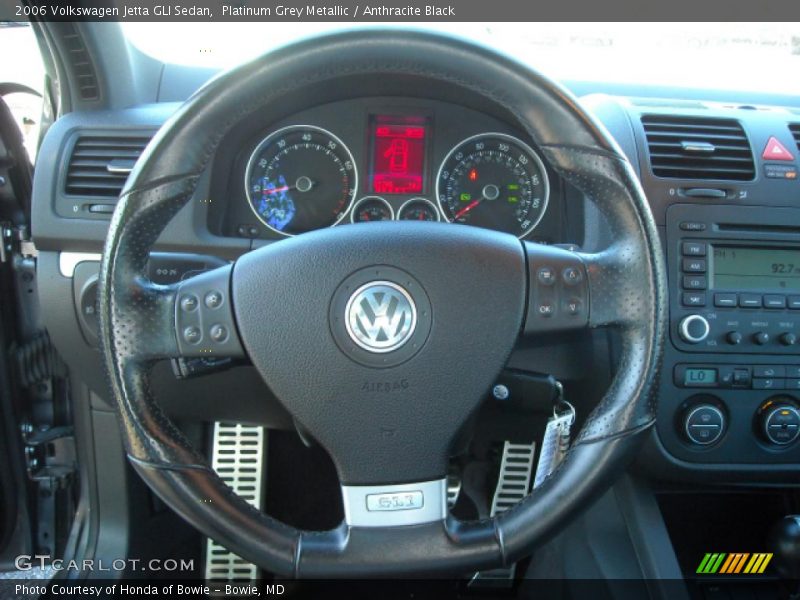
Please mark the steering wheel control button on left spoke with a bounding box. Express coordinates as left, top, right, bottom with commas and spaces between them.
204, 290, 224, 309
180, 294, 199, 312
524, 243, 589, 335
342, 479, 447, 527
183, 326, 201, 344
209, 324, 229, 343
174, 265, 244, 358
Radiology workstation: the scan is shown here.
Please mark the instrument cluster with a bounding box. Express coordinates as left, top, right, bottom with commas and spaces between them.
211, 98, 562, 242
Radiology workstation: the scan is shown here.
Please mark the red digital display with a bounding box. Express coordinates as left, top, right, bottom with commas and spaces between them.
371, 120, 426, 195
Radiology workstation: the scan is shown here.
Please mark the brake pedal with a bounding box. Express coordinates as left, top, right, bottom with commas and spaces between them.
470, 441, 536, 588
205, 423, 265, 583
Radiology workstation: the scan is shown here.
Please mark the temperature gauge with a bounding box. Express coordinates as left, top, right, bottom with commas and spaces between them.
351, 196, 394, 223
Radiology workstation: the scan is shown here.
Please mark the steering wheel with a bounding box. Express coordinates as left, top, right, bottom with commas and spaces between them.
98, 30, 665, 577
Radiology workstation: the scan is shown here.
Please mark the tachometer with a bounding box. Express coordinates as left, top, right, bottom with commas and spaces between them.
436, 133, 549, 238
245, 125, 357, 236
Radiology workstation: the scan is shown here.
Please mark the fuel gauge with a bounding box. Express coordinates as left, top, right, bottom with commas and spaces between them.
397, 198, 441, 222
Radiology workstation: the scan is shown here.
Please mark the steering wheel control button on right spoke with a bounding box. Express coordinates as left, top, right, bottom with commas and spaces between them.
524, 243, 589, 334
537, 267, 556, 286
561, 266, 583, 286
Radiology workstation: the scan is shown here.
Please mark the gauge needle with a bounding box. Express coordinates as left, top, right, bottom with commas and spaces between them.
263, 177, 316, 195
454, 199, 480, 220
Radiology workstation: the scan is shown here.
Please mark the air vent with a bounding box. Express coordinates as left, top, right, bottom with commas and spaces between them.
641, 115, 755, 181
57, 23, 100, 101
65, 135, 150, 198
789, 123, 800, 152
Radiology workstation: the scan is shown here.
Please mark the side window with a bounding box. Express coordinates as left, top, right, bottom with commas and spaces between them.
0, 22, 45, 161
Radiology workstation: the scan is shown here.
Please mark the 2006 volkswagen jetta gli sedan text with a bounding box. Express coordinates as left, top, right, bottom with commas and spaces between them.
0, 18, 799, 600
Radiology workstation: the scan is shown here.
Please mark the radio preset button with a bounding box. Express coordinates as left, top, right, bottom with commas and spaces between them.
679, 315, 711, 344
715, 293, 737, 308
683, 292, 706, 307
739, 294, 763, 308
682, 258, 707, 273
764, 295, 787, 309
683, 275, 707, 290
682, 242, 707, 256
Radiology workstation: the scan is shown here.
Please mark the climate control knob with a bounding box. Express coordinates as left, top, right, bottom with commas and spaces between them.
762, 403, 800, 446
683, 404, 725, 446
679, 314, 710, 344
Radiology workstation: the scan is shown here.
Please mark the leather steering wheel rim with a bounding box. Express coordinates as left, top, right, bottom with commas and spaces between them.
98, 29, 666, 577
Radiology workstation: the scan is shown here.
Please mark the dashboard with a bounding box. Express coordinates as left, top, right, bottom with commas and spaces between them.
28, 62, 800, 486
206, 98, 563, 243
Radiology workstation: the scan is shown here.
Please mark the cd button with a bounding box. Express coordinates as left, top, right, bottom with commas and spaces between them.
683, 275, 707, 290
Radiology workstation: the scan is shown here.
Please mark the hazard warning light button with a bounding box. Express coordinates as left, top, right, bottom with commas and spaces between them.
762, 136, 795, 161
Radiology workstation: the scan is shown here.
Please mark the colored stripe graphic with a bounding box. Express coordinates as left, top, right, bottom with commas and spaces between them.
697, 552, 773, 575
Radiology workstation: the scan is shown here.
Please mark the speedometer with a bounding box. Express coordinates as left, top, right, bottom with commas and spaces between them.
245, 125, 357, 236
436, 133, 549, 238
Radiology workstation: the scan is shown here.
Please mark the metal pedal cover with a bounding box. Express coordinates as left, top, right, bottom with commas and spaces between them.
446, 469, 462, 509
205, 423, 265, 583
470, 441, 536, 589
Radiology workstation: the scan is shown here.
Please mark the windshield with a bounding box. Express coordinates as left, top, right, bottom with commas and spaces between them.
123, 22, 800, 96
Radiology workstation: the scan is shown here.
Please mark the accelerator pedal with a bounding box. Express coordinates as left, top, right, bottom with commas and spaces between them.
205, 423, 265, 584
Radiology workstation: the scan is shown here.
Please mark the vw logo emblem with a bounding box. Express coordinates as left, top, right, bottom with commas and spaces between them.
345, 281, 417, 353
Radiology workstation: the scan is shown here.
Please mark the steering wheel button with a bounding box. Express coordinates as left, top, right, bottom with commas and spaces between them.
537, 267, 555, 286
205, 290, 224, 309
210, 324, 229, 343
537, 302, 554, 317
562, 266, 583, 286
183, 326, 202, 344
180, 294, 199, 312
565, 298, 582, 315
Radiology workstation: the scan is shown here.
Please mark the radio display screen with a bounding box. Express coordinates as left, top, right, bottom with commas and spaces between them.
712, 246, 800, 291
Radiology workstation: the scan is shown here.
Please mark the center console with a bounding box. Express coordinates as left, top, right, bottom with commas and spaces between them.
658, 203, 800, 465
